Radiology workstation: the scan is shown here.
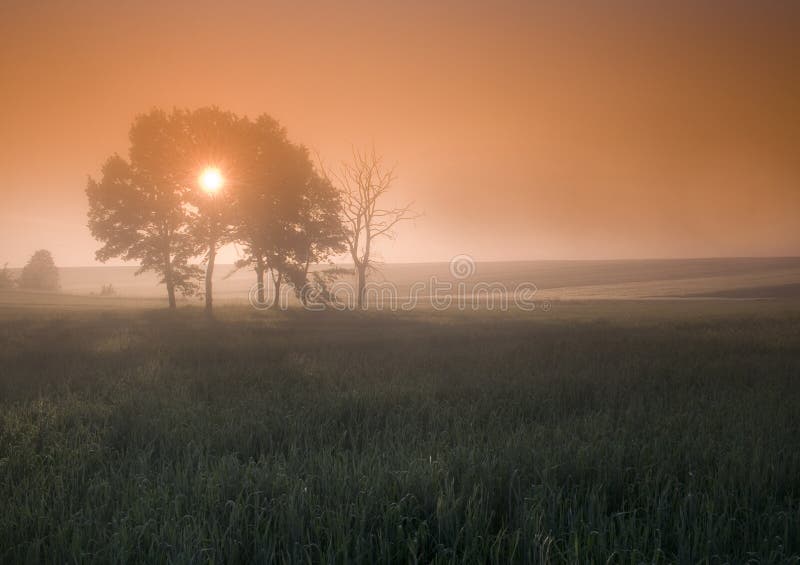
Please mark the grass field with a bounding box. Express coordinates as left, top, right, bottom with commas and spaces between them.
1, 290, 800, 562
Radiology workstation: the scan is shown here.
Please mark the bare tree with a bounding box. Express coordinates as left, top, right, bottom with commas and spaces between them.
331, 146, 417, 309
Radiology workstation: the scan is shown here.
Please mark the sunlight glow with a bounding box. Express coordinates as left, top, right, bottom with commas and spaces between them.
199, 167, 224, 194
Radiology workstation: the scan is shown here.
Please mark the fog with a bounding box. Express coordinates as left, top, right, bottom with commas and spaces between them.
2, 0, 798, 267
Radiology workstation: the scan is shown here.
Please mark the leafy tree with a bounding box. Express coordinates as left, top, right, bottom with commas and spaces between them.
88, 106, 346, 311
87, 109, 202, 309
19, 250, 59, 291
180, 107, 249, 314
231, 115, 295, 304
287, 171, 347, 297
232, 116, 344, 306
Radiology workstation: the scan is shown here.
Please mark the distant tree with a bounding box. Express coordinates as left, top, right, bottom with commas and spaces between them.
330, 146, 417, 308
19, 250, 59, 291
87, 109, 202, 309
0, 263, 15, 289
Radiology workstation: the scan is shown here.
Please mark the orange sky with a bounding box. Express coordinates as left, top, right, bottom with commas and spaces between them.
1, 0, 798, 266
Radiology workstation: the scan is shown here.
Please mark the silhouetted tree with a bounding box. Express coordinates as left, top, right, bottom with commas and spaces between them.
88, 106, 347, 311
181, 107, 249, 314
19, 250, 59, 291
231, 115, 297, 305
330, 146, 417, 308
264, 163, 346, 305
288, 172, 347, 300
87, 110, 201, 308
233, 117, 345, 306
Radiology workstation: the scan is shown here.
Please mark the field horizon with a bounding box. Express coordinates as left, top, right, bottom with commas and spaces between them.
3, 257, 800, 309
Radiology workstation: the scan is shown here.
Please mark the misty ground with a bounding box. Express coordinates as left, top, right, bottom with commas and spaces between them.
1, 261, 799, 563
3, 257, 799, 308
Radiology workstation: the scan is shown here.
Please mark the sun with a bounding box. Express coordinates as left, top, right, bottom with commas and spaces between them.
199, 167, 224, 194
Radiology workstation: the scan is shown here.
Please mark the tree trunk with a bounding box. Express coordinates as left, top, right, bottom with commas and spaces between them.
164, 248, 177, 310
166, 278, 177, 309
205, 240, 216, 314
255, 257, 265, 305
356, 263, 367, 309
273, 271, 281, 308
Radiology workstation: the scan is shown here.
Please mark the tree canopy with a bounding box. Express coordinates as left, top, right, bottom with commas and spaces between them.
87, 109, 202, 308
19, 249, 59, 291
87, 107, 347, 309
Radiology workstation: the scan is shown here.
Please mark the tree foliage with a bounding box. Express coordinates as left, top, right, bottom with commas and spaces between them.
87, 110, 202, 308
86, 106, 375, 310
231, 117, 345, 305
19, 250, 59, 291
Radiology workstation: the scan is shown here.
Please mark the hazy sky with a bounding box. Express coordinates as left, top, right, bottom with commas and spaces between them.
1, 0, 798, 266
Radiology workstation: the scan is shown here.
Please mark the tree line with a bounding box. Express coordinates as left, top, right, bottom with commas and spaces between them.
86, 107, 415, 312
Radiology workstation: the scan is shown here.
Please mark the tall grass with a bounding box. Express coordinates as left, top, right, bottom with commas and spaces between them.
1, 305, 799, 563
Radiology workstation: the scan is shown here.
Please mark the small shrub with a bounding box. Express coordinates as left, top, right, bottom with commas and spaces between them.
99, 284, 117, 297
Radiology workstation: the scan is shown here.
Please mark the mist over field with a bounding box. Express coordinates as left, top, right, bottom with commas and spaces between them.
3, 257, 799, 304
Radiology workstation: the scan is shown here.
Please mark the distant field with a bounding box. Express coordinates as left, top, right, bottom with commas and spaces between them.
1, 298, 799, 562
3, 257, 800, 308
